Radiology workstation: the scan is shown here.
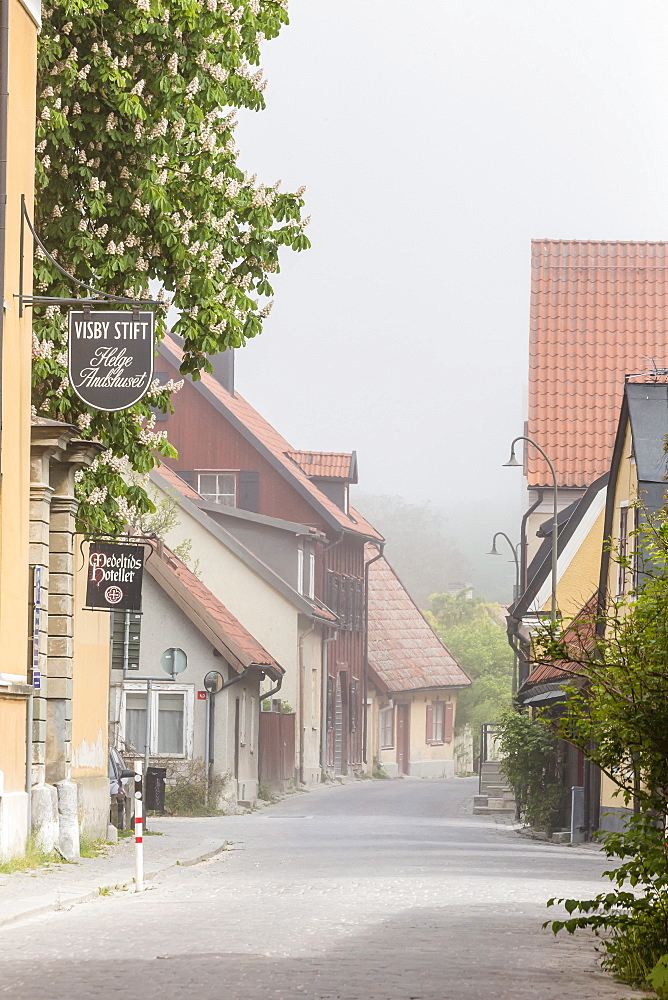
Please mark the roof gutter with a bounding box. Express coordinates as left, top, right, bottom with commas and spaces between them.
220, 661, 283, 696
362, 540, 384, 764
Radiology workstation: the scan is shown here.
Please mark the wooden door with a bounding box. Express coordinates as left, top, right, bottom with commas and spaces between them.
396, 704, 410, 775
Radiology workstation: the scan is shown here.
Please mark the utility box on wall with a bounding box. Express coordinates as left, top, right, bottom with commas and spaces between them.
145, 767, 167, 812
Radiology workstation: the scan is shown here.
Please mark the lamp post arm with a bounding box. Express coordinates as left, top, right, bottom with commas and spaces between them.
491, 531, 521, 599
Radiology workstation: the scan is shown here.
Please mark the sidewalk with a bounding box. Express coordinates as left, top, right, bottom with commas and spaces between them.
0, 817, 229, 928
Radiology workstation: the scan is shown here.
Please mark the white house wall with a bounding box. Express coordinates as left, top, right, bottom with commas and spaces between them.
116, 575, 261, 806
158, 486, 323, 781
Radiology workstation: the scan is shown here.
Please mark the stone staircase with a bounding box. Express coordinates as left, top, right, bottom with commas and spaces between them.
473, 760, 516, 816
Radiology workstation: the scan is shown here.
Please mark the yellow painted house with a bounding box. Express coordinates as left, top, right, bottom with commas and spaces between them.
366, 552, 470, 778
0, 1, 113, 858
510, 472, 607, 840
593, 378, 668, 833
511, 378, 668, 839
0, 0, 41, 858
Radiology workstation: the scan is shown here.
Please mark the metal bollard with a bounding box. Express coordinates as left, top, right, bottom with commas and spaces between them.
134, 759, 144, 892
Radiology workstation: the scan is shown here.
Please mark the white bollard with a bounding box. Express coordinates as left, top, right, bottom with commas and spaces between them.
134, 759, 144, 893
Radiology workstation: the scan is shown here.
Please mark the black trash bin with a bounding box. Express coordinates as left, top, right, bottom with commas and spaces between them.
145, 767, 167, 812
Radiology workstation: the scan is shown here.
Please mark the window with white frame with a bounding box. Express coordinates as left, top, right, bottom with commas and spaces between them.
426, 700, 453, 745
431, 702, 445, 743
197, 471, 237, 507
122, 683, 193, 758
617, 504, 629, 596
380, 706, 394, 749
297, 546, 304, 595
308, 549, 316, 600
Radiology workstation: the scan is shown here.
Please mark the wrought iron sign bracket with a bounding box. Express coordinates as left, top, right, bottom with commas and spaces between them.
16, 195, 159, 316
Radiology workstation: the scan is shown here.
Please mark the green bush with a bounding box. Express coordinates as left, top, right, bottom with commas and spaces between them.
534, 507, 668, 992
546, 812, 668, 992
163, 757, 229, 817
496, 708, 565, 834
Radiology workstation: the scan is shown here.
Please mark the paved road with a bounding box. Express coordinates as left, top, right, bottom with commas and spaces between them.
0, 778, 646, 999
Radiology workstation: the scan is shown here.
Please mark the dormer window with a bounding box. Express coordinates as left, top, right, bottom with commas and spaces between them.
197, 471, 237, 507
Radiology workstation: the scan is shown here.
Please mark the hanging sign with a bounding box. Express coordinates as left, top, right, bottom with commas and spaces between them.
85, 541, 145, 612
68, 310, 154, 412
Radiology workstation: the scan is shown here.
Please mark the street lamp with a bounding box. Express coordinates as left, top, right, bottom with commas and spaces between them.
488, 531, 521, 696
503, 436, 559, 623
487, 531, 520, 602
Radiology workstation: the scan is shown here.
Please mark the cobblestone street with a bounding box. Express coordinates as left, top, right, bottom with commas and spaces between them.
0, 778, 647, 999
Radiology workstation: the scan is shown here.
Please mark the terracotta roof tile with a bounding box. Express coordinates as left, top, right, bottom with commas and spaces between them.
161, 336, 381, 540
528, 240, 668, 487
286, 450, 353, 480
522, 592, 597, 687
367, 550, 470, 692
151, 466, 338, 625
156, 462, 204, 501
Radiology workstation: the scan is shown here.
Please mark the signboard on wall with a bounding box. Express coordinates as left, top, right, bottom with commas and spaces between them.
85, 541, 144, 612
68, 310, 154, 412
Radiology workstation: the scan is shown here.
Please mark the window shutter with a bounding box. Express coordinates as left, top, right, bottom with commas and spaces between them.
238, 470, 259, 512
179, 470, 195, 487
425, 703, 434, 745
111, 612, 141, 671
444, 702, 454, 743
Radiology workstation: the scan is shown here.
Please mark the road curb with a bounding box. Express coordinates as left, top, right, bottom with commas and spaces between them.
0, 842, 229, 929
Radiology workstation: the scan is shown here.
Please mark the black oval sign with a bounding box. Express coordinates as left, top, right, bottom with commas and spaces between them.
68, 310, 155, 412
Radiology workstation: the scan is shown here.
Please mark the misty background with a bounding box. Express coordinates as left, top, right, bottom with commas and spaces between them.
227, 1, 668, 606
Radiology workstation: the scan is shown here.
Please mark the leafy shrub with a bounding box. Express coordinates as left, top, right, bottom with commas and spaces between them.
496, 708, 565, 833
163, 757, 229, 817
546, 812, 668, 992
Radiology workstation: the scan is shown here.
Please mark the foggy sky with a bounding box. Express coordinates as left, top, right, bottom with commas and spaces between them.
233, 2, 668, 542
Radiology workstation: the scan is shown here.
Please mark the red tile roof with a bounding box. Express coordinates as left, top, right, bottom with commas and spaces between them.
286, 450, 354, 481
523, 592, 597, 687
146, 543, 283, 677
161, 336, 382, 541
156, 461, 204, 501
151, 465, 338, 625
367, 551, 470, 693
528, 240, 668, 488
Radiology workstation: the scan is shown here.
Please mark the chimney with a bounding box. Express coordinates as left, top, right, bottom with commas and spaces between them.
208, 349, 234, 395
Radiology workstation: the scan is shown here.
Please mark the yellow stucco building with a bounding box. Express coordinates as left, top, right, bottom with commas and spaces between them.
0, 0, 41, 858
366, 553, 470, 778
0, 1, 113, 857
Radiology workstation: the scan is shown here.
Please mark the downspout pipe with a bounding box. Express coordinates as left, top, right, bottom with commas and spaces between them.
363, 541, 385, 765
520, 489, 544, 593
510, 489, 545, 693
222, 662, 282, 696
0, 0, 8, 441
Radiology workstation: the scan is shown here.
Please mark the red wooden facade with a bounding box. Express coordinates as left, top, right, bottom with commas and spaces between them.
157, 342, 381, 775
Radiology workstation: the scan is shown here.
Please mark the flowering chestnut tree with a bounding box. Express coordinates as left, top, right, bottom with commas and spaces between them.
33, 0, 309, 533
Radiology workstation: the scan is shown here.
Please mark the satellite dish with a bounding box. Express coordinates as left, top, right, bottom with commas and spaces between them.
161, 647, 187, 678
204, 670, 224, 694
